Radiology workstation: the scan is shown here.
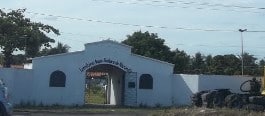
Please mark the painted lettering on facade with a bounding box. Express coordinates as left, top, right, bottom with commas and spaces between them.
79, 58, 132, 72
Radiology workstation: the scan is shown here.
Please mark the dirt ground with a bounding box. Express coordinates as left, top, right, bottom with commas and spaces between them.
13, 112, 145, 116
13, 107, 265, 116
13, 108, 150, 116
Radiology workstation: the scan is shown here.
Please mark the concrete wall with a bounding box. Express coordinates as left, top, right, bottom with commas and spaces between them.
132, 56, 173, 106
172, 74, 255, 106
30, 40, 174, 107
32, 52, 85, 106
0, 68, 33, 105
109, 70, 123, 105
82, 41, 174, 107
198, 75, 253, 93
172, 74, 198, 106
3, 41, 254, 107
0, 64, 257, 107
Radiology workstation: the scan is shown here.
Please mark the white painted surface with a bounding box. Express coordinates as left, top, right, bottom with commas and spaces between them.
109, 72, 123, 105
172, 74, 255, 106
124, 72, 137, 106
30, 40, 174, 106
0, 68, 33, 105
172, 74, 199, 106
111, 70, 124, 105
23, 63, 32, 69
0, 40, 257, 107
198, 75, 253, 93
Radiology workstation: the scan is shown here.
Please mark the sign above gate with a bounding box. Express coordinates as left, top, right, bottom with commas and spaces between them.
79, 58, 132, 73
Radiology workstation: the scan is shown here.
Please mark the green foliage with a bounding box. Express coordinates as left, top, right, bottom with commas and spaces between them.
191, 52, 205, 74
172, 49, 190, 73
122, 31, 264, 76
12, 54, 27, 65
210, 54, 241, 75
38, 42, 70, 56
85, 87, 106, 104
122, 31, 173, 62
0, 53, 3, 64
0, 9, 59, 67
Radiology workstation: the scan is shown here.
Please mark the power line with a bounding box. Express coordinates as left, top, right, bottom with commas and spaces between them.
2, 8, 265, 33
136, 0, 265, 10
0, 8, 243, 33
247, 31, 265, 33
90, 0, 265, 14
3, 32, 264, 51
174, 43, 265, 49
1, 32, 265, 57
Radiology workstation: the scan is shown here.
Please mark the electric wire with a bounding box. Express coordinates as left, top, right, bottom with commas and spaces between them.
135, 0, 265, 10
1, 8, 265, 57
0, 8, 247, 33
2, 8, 265, 33
90, 0, 265, 14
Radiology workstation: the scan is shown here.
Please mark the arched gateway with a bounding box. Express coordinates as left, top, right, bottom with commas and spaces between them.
85, 64, 137, 106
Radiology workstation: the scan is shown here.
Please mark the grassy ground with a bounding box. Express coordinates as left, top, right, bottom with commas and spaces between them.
14, 106, 265, 116
85, 86, 106, 104
14, 105, 151, 115
85, 90, 106, 104
150, 107, 265, 116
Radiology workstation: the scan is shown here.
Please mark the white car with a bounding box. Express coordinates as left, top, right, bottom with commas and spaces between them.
0, 79, 12, 116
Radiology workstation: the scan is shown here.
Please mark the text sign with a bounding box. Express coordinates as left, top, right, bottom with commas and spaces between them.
79, 58, 132, 72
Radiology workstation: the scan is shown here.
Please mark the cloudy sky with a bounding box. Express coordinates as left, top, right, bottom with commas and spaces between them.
1, 0, 265, 59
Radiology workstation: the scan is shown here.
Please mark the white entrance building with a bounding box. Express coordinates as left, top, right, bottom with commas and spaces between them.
0, 40, 254, 107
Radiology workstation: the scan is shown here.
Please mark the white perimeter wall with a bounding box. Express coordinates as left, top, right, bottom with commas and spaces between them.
198, 75, 253, 93
1, 41, 255, 107
0, 68, 33, 105
172, 74, 254, 106
172, 74, 199, 106
0, 68, 256, 107
32, 52, 85, 106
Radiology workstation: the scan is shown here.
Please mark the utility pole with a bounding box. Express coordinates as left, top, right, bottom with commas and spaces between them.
239, 29, 247, 76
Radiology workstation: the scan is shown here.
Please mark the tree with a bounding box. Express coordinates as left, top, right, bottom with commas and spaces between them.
12, 54, 26, 65
211, 55, 226, 75
259, 59, 265, 76
204, 55, 213, 74
210, 54, 241, 75
39, 42, 70, 56
172, 49, 190, 73
242, 53, 259, 76
0, 9, 59, 67
259, 59, 265, 67
0, 54, 3, 65
223, 54, 241, 75
191, 52, 205, 74
122, 31, 173, 62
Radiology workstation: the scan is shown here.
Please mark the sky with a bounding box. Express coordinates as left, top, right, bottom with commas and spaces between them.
1, 0, 265, 59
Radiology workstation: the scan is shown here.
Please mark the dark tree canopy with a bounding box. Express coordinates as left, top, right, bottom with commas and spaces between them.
122, 31, 264, 76
39, 42, 70, 56
122, 31, 173, 62
191, 52, 205, 74
172, 49, 190, 73
0, 9, 59, 67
